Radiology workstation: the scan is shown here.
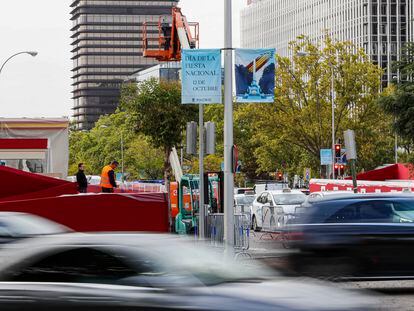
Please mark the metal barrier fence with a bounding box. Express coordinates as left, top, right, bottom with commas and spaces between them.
256, 207, 300, 248
206, 213, 250, 251
121, 182, 166, 193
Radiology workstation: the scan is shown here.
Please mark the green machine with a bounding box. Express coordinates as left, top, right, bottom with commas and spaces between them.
175, 173, 222, 235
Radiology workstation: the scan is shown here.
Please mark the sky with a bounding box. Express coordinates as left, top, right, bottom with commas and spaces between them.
0, 0, 246, 119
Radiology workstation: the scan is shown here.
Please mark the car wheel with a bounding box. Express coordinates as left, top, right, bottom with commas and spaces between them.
252, 216, 261, 232
298, 256, 356, 280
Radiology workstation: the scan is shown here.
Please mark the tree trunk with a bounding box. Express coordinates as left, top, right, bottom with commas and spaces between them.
164, 146, 172, 232
163, 146, 172, 184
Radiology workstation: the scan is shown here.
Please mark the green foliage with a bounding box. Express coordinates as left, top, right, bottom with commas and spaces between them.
68, 111, 164, 180
204, 35, 394, 180
119, 79, 198, 179
379, 42, 414, 162
120, 79, 198, 150
393, 42, 414, 81
69, 38, 395, 182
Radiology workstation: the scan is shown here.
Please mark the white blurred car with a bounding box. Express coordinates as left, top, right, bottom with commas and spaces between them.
87, 175, 101, 185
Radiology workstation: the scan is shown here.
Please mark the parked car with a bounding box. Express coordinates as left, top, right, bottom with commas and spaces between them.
0, 233, 374, 310
253, 182, 288, 194
287, 193, 414, 278
0, 212, 70, 244
234, 187, 254, 195
66, 176, 76, 183
251, 189, 306, 231
86, 175, 101, 186
234, 192, 256, 212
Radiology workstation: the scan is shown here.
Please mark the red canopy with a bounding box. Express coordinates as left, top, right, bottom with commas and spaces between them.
0, 166, 77, 202
346, 164, 414, 181
0, 192, 169, 232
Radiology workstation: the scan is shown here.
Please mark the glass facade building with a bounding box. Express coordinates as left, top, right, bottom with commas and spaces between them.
70, 0, 178, 130
241, 0, 414, 86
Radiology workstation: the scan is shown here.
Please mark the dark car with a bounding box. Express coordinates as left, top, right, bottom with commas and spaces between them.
0, 212, 70, 243
287, 193, 414, 279
0, 233, 374, 310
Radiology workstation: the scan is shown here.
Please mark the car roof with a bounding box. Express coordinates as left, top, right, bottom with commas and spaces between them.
0, 233, 194, 271
266, 190, 305, 195
311, 192, 414, 203
234, 193, 255, 198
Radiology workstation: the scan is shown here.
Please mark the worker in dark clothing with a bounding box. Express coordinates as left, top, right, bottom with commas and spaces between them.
100, 161, 119, 193
76, 163, 88, 193
161, 18, 172, 51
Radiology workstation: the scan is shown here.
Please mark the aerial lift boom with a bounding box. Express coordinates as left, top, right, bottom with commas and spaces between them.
142, 7, 199, 61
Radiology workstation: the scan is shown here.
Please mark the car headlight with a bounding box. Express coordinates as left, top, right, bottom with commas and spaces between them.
400, 217, 413, 223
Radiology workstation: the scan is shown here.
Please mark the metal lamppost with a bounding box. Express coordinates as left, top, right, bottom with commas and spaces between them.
120, 131, 124, 183
296, 51, 336, 179
0, 51, 38, 74
392, 75, 399, 164
224, 0, 235, 252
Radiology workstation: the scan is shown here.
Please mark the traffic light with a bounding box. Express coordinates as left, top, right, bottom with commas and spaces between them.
277, 172, 283, 181
334, 144, 341, 158
186, 122, 197, 155
340, 164, 345, 176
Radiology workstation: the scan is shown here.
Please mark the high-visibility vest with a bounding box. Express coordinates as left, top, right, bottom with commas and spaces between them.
100, 165, 113, 188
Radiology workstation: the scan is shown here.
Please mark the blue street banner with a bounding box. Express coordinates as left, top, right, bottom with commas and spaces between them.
235, 48, 275, 103
320, 149, 333, 165
181, 49, 222, 104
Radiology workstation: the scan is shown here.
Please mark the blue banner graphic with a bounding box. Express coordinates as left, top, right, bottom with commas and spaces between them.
235, 48, 275, 103
181, 49, 222, 104
320, 149, 333, 165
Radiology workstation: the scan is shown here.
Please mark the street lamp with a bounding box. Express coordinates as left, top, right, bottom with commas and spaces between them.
392, 75, 399, 164
0, 51, 38, 74
296, 50, 336, 179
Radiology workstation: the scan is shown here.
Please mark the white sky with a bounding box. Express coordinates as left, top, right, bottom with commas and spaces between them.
0, 0, 245, 119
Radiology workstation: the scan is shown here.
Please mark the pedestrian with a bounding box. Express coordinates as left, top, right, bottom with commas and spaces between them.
76, 163, 88, 193
100, 161, 119, 193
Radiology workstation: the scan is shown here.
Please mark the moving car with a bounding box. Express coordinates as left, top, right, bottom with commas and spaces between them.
288, 193, 414, 278
302, 190, 354, 207
251, 189, 306, 231
0, 212, 70, 243
0, 233, 374, 310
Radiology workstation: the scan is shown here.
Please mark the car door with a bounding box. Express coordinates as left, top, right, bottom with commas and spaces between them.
252, 193, 262, 224
261, 192, 274, 230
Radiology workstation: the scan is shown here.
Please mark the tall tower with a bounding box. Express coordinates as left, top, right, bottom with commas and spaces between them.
70, 0, 178, 130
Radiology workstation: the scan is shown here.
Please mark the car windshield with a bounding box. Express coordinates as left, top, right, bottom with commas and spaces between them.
273, 193, 306, 205
236, 196, 255, 205
0, 214, 70, 237
392, 201, 414, 220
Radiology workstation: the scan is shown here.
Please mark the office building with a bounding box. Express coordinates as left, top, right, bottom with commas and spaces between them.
133, 62, 181, 82
241, 0, 414, 85
71, 0, 177, 130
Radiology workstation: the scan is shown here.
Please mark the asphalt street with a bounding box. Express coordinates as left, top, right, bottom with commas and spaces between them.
247, 232, 414, 310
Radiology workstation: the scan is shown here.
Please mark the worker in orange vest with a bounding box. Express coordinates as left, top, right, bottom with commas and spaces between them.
100, 161, 119, 193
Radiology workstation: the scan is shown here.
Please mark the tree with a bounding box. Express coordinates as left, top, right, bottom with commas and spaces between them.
393, 42, 414, 82
119, 79, 198, 180
379, 84, 414, 155
379, 42, 414, 160
68, 111, 165, 180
